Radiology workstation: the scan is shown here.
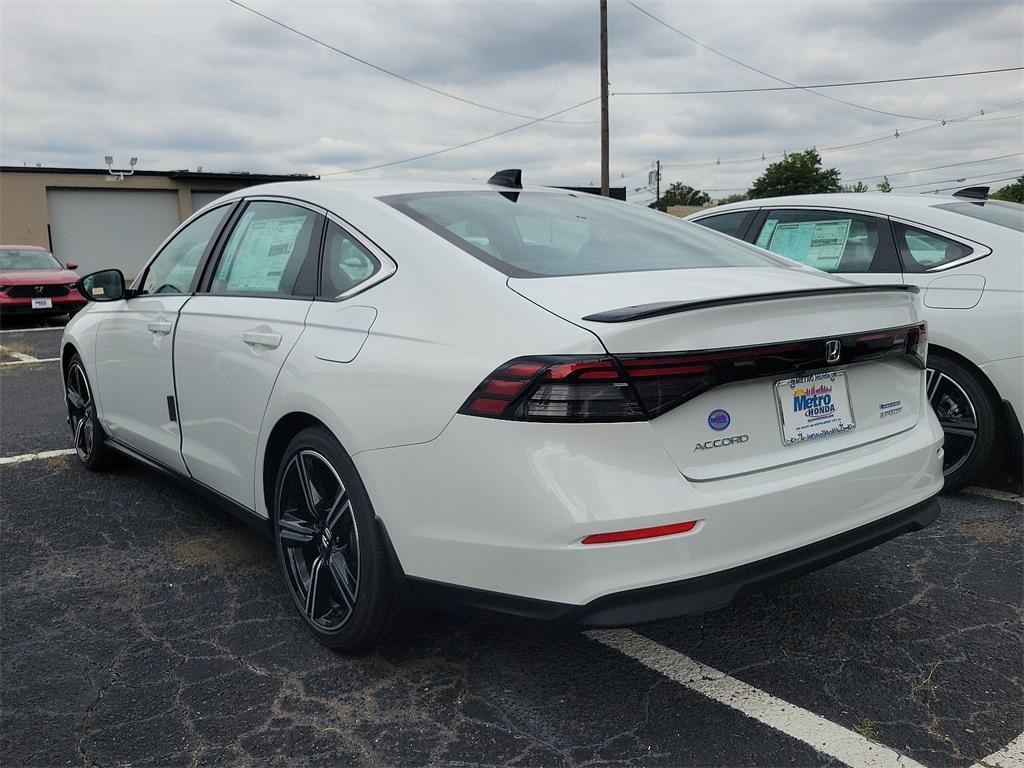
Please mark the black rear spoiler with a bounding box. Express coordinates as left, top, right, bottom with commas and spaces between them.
582, 284, 920, 323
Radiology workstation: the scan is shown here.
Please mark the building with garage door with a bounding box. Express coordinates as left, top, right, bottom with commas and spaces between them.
0, 166, 316, 278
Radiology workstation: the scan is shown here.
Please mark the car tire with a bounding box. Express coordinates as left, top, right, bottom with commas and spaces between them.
65, 354, 113, 471
926, 352, 998, 492
272, 425, 417, 653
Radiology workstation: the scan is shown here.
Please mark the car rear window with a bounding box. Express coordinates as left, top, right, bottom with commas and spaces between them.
934, 200, 1024, 232
385, 191, 784, 278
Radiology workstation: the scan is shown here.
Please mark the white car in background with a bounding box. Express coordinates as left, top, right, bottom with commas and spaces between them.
689, 194, 1023, 490
62, 175, 942, 652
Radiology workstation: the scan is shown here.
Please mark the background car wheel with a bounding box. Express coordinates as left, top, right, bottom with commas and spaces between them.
926, 352, 998, 492
65, 354, 112, 471
273, 425, 417, 653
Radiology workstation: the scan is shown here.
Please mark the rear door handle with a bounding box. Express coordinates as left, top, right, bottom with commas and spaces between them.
147, 320, 173, 335
243, 330, 282, 349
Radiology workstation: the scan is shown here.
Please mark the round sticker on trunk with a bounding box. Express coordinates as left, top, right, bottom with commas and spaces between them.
708, 409, 731, 431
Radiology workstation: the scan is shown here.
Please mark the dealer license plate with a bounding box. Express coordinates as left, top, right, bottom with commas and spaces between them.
775, 371, 855, 445
31, 298, 52, 310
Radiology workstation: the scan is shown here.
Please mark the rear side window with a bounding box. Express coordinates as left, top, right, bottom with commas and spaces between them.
693, 211, 753, 238
752, 210, 897, 273
321, 222, 380, 297
210, 202, 319, 296
386, 191, 782, 278
893, 223, 973, 271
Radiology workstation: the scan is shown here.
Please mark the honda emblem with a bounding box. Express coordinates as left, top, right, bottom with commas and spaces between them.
825, 339, 841, 363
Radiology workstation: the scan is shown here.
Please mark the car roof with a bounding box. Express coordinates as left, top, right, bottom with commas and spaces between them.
213, 178, 587, 209
689, 192, 969, 219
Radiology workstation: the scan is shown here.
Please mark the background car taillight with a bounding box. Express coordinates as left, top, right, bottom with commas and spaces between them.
459, 322, 928, 423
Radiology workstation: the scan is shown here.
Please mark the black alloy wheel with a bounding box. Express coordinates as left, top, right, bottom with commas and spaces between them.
277, 449, 361, 631
926, 352, 998, 491
273, 426, 417, 652
65, 354, 111, 470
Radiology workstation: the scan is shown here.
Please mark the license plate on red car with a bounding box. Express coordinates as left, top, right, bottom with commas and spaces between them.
31, 298, 52, 309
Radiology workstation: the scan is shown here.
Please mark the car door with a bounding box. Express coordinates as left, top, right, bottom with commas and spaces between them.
746, 208, 904, 287
173, 199, 324, 508
93, 203, 235, 472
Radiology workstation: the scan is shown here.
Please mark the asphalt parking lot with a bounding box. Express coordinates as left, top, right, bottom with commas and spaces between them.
2, 323, 1021, 768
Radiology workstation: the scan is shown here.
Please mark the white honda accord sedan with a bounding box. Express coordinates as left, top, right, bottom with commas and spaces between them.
62, 173, 944, 651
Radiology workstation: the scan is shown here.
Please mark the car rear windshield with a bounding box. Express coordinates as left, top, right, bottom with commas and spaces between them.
934, 200, 1024, 232
0, 249, 62, 270
385, 191, 784, 277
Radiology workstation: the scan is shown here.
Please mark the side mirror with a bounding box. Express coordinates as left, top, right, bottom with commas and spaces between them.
65, 261, 79, 270
78, 269, 126, 302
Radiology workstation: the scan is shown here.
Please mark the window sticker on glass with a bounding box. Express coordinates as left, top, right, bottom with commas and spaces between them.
767, 219, 851, 270
755, 219, 778, 249
221, 216, 307, 293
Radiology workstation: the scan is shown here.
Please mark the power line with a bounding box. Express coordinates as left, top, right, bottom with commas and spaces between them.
624, 0, 993, 122
892, 167, 1024, 190
319, 97, 600, 175
225, 0, 596, 125
920, 174, 1024, 194
614, 66, 1024, 96
843, 152, 1024, 183
657, 99, 1024, 171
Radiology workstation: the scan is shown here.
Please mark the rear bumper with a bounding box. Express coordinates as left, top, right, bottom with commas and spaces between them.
410, 493, 940, 627
357, 408, 945, 607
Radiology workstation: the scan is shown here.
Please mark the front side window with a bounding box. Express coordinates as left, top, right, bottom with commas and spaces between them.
693, 211, 754, 238
321, 222, 380, 296
752, 210, 895, 273
386, 192, 783, 278
142, 205, 230, 295
0, 248, 62, 270
893, 223, 972, 271
210, 202, 318, 296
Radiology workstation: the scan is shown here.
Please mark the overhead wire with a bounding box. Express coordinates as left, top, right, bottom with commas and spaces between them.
614, 67, 1024, 96
624, 0, 1016, 122
226, 0, 597, 125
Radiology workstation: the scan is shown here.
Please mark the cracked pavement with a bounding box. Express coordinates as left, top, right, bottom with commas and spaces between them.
1, 332, 1021, 767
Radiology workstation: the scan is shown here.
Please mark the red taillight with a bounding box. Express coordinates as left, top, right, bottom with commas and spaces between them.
460, 323, 927, 423
581, 520, 698, 545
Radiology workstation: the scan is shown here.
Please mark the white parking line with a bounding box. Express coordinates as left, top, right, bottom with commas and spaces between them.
0, 326, 63, 334
962, 486, 1024, 505
972, 733, 1024, 768
589, 629, 926, 768
0, 448, 75, 465
0, 356, 60, 366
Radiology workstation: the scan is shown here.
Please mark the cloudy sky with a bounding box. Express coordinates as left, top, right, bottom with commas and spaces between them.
2, 0, 1022, 202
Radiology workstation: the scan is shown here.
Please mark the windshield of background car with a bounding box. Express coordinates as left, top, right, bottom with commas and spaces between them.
0, 249, 62, 270
385, 191, 786, 277
934, 200, 1024, 233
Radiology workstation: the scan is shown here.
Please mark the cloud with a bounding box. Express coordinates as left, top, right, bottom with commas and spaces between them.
1, 0, 1021, 198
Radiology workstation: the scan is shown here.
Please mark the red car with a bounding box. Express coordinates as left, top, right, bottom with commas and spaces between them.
0, 245, 87, 317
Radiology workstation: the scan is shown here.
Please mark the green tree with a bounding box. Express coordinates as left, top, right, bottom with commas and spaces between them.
990, 176, 1024, 203
748, 149, 841, 198
841, 181, 869, 193
649, 182, 710, 211
717, 193, 748, 205
876, 176, 892, 193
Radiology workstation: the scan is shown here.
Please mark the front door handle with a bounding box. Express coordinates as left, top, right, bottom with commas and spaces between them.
147, 320, 173, 335
243, 330, 282, 349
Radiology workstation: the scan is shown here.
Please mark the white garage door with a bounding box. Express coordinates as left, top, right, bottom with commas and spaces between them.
191, 191, 229, 212
47, 188, 181, 278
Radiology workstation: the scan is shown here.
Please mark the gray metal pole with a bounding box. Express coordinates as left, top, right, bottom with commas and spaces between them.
600, 0, 609, 197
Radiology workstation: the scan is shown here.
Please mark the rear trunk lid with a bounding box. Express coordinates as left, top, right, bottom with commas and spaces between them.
509, 267, 927, 480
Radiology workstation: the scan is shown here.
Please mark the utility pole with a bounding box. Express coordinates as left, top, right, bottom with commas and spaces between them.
599, 0, 609, 197
655, 160, 660, 203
